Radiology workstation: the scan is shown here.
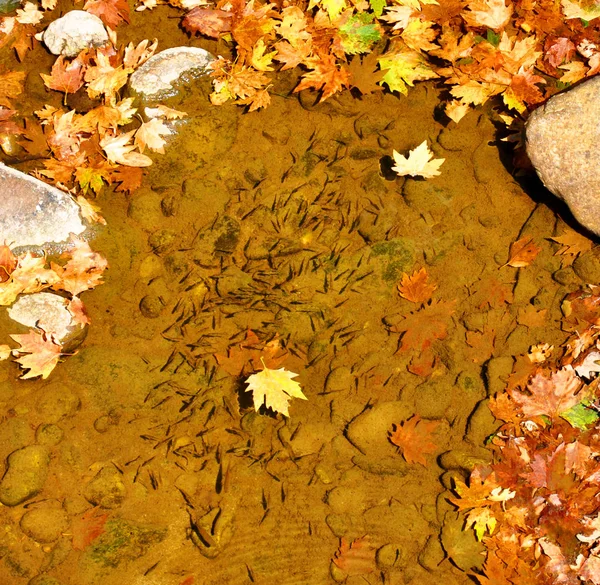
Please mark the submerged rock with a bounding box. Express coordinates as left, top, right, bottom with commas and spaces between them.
0, 445, 50, 506
0, 164, 85, 251
7, 292, 87, 348
128, 47, 215, 103
43, 11, 108, 57
526, 76, 600, 236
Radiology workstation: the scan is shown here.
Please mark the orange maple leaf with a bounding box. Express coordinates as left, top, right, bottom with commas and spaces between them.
51, 236, 108, 296
391, 299, 456, 353
389, 415, 441, 465
398, 267, 437, 304
84, 0, 130, 28
10, 328, 64, 379
112, 166, 144, 193
294, 54, 351, 102
0, 245, 17, 283
40, 56, 85, 97
505, 236, 541, 268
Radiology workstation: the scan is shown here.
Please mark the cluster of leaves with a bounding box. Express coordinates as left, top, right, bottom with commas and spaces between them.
0, 237, 106, 378
451, 287, 600, 584
2, 38, 187, 197
151, 0, 600, 119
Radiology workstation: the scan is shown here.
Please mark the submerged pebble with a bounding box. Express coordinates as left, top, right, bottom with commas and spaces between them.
20, 507, 69, 543
0, 445, 50, 506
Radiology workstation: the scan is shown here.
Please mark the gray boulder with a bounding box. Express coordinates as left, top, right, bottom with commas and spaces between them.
7, 292, 88, 347
43, 10, 108, 57
526, 76, 600, 236
0, 163, 85, 251
128, 46, 214, 102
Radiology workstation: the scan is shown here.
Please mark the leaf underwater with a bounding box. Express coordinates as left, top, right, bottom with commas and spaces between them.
244, 365, 307, 417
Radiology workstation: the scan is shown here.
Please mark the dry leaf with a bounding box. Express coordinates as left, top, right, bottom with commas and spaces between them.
389, 415, 441, 465
0, 344, 11, 360
10, 328, 63, 379
398, 267, 437, 303
76, 195, 107, 225
41, 56, 85, 96
391, 140, 445, 178
100, 129, 153, 167
244, 364, 307, 417
506, 236, 541, 268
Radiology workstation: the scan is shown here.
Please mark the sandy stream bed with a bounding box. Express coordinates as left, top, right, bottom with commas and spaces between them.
0, 7, 596, 584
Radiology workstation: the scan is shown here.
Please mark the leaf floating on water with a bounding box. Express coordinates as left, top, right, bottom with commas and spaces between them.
40, 56, 85, 96
391, 140, 445, 179
0, 345, 11, 360
244, 364, 307, 417
10, 328, 64, 379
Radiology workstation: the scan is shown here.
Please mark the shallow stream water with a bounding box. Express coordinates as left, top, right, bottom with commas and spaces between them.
0, 5, 594, 584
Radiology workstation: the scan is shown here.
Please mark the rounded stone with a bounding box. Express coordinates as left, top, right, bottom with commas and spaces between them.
573, 249, 600, 285
128, 47, 215, 102
43, 11, 108, 58
324, 366, 353, 393
8, 292, 87, 347
36, 387, 80, 423
376, 544, 401, 569
139, 294, 164, 318
20, 507, 69, 543
0, 0, 20, 13
35, 423, 63, 446
0, 445, 50, 506
0, 163, 85, 251
83, 466, 126, 509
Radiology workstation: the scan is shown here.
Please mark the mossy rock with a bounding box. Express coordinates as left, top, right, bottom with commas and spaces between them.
86, 518, 167, 568
370, 238, 415, 283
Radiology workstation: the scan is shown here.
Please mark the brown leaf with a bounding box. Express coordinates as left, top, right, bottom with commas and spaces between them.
397, 267, 437, 304
347, 52, 384, 95
389, 415, 441, 465
112, 166, 144, 193
506, 236, 541, 268
517, 305, 547, 328
0, 245, 17, 283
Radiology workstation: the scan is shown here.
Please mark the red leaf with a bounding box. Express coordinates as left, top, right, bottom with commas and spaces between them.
389, 415, 441, 466
71, 507, 108, 550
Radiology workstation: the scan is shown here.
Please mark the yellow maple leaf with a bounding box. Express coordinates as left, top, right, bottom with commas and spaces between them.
251, 39, 277, 71
134, 118, 172, 154
391, 140, 445, 178
0, 345, 11, 360
445, 99, 470, 123
401, 19, 438, 52
462, 0, 512, 31
465, 507, 497, 541
450, 80, 503, 106
244, 364, 307, 417
560, 61, 587, 84
10, 329, 63, 379
561, 0, 600, 21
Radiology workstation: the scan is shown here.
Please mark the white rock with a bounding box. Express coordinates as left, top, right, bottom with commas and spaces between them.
43, 10, 108, 58
7, 292, 85, 343
0, 163, 85, 251
128, 47, 214, 101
